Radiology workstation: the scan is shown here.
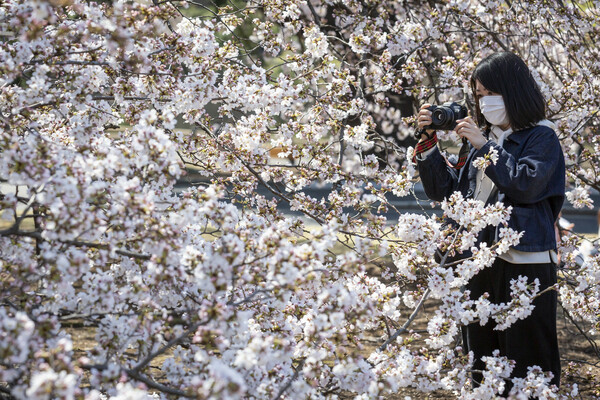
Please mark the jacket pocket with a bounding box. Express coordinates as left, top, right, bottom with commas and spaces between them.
508, 205, 553, 251
508, 206, 534, 246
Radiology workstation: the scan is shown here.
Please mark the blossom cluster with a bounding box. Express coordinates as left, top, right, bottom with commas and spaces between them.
0, 0, 598, 399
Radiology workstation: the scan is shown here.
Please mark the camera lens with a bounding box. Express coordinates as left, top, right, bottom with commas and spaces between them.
432, 108, 451, 125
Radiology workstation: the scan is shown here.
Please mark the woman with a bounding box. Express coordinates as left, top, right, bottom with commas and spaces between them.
414, 52, 564, 394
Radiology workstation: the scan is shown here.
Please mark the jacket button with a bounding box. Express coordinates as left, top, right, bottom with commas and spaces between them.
466, 189, 474, 197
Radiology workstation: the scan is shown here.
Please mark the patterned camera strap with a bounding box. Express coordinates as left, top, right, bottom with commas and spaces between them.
413, 131, 470, 169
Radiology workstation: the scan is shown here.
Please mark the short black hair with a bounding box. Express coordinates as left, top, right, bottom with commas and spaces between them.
470, 52, 546, 131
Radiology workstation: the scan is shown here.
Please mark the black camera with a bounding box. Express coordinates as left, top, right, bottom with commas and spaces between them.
425, 102, 468, 131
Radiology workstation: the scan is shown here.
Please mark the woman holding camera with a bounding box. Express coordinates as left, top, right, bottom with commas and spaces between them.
414, 51, 564, 394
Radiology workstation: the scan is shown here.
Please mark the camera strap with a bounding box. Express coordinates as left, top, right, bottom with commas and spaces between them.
413, 132, 470, 170
452, 138, 470, 169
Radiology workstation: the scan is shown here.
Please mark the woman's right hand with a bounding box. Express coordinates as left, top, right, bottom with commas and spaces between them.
417, 104, 435, 140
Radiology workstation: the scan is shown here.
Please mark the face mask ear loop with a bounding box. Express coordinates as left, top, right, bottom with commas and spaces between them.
463, 81, 474, 112
452, 84, 472, 119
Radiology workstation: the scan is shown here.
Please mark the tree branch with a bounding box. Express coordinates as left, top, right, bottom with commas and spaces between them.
0, 230, 152, 260
131, 317, 211, 374
126, 370, 192, 397
379, 288, 430, 351
272, 359, 305, 400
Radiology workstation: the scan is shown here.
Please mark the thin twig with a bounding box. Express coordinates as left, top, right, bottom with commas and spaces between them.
379, 288, 431, 351
126, 370, 192, 397
561, 305, 600, 359
272, 359, 305, 400
131, 316, 212, 374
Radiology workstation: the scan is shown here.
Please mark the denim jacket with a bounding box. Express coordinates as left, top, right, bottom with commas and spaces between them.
417, 125, 565, 252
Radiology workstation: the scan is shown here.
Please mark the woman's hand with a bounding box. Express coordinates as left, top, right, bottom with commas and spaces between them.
454, 116, 487, 150
417, 104, 435, 141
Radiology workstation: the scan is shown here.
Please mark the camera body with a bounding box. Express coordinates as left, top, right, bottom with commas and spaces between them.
425, 102, 468, 131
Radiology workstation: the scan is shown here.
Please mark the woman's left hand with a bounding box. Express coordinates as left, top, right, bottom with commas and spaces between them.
454, 117, 487, 150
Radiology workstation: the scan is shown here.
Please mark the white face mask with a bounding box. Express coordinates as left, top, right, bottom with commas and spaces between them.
479, 95, 510, 126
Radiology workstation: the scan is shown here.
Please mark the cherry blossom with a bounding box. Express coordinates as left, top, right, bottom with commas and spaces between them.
0, 0, 598, 399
